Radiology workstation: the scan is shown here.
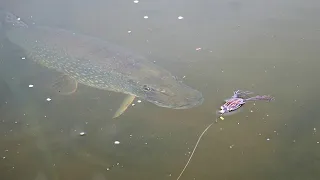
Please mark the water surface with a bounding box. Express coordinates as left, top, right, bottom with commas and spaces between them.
1, 0, 320, 180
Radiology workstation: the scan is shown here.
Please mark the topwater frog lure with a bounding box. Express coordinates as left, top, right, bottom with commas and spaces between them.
176, 90, 275, 180
218, 90, 275, 116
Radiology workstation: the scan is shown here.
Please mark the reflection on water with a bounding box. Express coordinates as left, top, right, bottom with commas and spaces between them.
1, 0, 320, 180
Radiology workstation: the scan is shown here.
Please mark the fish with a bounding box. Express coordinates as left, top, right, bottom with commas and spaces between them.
0, 11, 204, 118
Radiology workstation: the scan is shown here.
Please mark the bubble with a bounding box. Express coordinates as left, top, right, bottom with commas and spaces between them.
79, 132, 86, 136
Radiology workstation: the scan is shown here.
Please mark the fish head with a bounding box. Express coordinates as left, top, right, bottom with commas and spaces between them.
0, 10, 28, 30
129, 68, 204, 109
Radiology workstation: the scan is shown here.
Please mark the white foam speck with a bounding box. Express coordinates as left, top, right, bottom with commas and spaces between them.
21, 57, 26, 60
267, 138, 270, 141
178, 16, 184, 20
133, 0, 139, 3
131, 103, 135, 106
137, 100, 141, 103
28, 84, 34, 88
114, 141, 120, 145
144, 16, 148, 19
79, 132, 86, 136
46, 98, 51, 102
128, 30, 131, 33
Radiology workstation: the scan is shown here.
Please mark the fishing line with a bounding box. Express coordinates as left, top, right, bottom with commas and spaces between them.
176, 116, 218, 180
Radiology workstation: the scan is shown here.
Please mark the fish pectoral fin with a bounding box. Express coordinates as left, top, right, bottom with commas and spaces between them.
52, 74, 78, 95
112, 94, 136, 119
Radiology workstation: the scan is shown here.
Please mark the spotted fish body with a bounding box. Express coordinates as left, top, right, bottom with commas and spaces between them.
1, 11, 204, 109
7, 26, 146, 92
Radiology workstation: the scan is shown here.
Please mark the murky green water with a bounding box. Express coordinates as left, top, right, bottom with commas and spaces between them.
1, 0, 320, 180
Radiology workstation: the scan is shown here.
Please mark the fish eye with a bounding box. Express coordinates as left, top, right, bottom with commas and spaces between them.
142, 85, 152, 91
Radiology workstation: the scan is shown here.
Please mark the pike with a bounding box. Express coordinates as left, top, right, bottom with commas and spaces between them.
0, 11, 204, 118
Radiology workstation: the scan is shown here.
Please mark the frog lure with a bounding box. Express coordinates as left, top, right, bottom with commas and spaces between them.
176, 90, 274, 180
218, 90, 275, 116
